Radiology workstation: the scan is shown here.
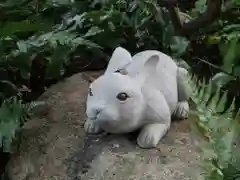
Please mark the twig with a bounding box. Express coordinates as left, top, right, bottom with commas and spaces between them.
162, 0, 222, 37
193, 57, 236, 79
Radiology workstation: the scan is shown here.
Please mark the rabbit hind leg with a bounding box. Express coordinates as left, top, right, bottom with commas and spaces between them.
173, 67, 190, 120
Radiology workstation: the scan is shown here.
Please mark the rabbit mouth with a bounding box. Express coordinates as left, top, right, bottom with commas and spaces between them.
88, 117, 97, 121
98, 119, 139, 134
97, 119, 123, 133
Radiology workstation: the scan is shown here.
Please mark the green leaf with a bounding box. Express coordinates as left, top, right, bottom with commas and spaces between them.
220, 39, 239, 73
203, 79, 212, 104
175, 58, 191, 70
46, 45, 70, 79
211, 72, 235, 89
216, 90, 228, 113
84, 26, 104, 38
72, 36, 102, 49
0, 20, 46, 38
207, 86, 221, 113
0, 80, 18, 98
170, 36, 189, 57
7, 51, 32, 79
17, 40, 29, 53
0, 96, 40, 152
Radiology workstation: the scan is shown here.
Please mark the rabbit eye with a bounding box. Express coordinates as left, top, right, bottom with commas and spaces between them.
116, 92, 129, 101
88, 88, 93, 96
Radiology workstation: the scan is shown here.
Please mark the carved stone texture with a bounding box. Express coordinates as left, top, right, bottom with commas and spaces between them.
6, 71, 205, 180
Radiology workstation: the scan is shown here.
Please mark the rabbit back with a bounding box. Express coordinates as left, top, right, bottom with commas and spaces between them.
126, 50, 179, 114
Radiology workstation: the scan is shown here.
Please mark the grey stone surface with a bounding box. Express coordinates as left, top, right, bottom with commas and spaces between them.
6, 71, 205, 180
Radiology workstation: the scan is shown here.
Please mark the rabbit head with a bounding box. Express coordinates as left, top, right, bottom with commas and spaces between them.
85, 47, 159, 133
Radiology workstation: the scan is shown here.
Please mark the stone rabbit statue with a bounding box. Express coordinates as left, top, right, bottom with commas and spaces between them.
84, 47, 190, 148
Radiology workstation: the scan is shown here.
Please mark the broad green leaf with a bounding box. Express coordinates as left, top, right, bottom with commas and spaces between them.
220, 39, 239, 73
211, 72, 234, 89
175, 58, 191, 70
170, 36, 189, 57
0, 20, 45, 38
83, 26, 104, 37
17, 41, 29, 53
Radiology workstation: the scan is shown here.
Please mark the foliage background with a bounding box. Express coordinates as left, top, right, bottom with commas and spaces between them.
0, 0, 240, 179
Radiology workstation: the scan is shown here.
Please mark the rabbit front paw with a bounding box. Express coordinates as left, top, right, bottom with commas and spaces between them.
172, 101, 189, 120
137, 123, 169, 149
84, 119, 102, 134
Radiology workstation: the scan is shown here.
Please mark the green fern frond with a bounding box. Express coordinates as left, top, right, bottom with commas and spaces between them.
0, 96, 43, 153
185, 72, 240, 180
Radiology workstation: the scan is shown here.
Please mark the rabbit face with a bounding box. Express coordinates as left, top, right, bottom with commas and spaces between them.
86, 73, 146, 133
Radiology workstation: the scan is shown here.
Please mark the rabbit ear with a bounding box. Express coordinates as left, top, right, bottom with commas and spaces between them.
105, 47, 132, 74
134, 54, 159, 86
144, 54, 159, 74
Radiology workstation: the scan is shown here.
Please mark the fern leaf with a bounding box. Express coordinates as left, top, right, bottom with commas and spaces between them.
0, 96, 43, 152
215, 90, 228, 113
185, 69, 240, 180
207, 86, 221, 112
